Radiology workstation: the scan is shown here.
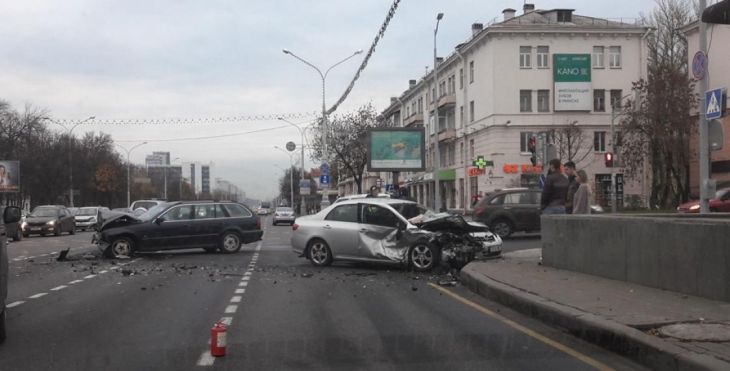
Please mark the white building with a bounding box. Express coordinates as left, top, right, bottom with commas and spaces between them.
379, 4, 651, 212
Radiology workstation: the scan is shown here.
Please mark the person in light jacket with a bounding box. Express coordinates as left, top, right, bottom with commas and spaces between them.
572, 170, 591, 214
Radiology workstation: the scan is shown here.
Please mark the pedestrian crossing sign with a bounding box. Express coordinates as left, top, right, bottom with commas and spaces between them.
705, 88, 726, 120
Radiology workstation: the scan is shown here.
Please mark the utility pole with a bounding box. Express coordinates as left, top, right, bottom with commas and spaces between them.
698, 0, 710, 214
433, 12, 444, 212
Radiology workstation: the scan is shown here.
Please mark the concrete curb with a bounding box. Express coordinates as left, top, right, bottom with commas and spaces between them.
460, 264, 729, 371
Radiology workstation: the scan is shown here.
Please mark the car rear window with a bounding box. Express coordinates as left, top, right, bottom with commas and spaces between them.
223, 204, 252, 218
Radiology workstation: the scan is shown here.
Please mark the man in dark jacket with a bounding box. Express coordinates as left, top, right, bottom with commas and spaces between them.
564, 161, 579, 214
541, 159, 569, 214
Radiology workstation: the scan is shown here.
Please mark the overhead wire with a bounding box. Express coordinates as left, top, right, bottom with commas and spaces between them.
48, 111, 317, 126
115, 123, 315, 143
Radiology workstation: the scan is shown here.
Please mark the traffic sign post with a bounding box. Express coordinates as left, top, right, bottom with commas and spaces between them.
692, 51, 707, 80
319, 175, 330, 185
705, 88, 727, 120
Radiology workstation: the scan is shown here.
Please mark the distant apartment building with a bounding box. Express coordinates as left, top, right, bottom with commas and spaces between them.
378, 4, 651, 211
145, 151, 170, 167
682, 22, 730, 195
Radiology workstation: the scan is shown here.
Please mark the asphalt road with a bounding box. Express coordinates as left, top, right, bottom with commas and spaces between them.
1, 219, 644, 371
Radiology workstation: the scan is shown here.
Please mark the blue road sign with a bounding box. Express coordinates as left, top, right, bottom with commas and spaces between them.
320, 162, 330, 176
706, 88, 724, 120
538, 174, 546, 190
319, 175, 330, 185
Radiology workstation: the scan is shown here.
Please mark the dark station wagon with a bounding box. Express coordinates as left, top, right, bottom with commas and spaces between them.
95, 201, 263, 257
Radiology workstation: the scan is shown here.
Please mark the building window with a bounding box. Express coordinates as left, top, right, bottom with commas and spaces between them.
593, 89, 605, 112
448, 143, 456, 166
469, 61, 474, 83
520, 90, 532, 112
459, 105, 464, 127
405, 106, 410, 118
439, 80, 446, 98
609, 46, 621, 68
459, 68, 464, 89
411, 102, 416, 116
594, 131, 606, 152
432, 88, 436, 102
449, 74, 456, 94
519, 46, 532, 68
592, 46, 605, 68
520, 132, 534, 153
469, 101, 475, 122
537, 90, 550, 112
417, 97, 423, 113
610, 89, 623, 110
460, 141, 465, 164
469, 139, 475, 160
537, 46, 549, 68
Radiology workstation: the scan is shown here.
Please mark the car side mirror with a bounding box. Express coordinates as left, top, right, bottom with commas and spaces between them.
3, 206, 21, 224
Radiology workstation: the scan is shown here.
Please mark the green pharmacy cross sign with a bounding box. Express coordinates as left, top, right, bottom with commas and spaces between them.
473, 156, 493, 170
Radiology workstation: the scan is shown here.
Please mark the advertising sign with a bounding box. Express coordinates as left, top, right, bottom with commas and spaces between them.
367, 127, 425, 172
554, 54, 592, 111
0, 161, 20, 193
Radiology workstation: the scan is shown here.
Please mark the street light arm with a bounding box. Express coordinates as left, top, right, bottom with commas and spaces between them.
283, 50, 324, 80
323, 50, 363, 79
277, 117, 304, 136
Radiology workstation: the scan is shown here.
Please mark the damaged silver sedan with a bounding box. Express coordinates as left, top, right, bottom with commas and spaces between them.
291, 199, 502, 272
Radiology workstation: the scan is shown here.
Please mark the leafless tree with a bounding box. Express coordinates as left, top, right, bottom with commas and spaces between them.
550, 121, 593, 167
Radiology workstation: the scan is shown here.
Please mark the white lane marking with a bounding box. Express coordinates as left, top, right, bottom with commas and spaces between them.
50, 285, 68, 291
27, 256, 36, 260
242, 276, 250, 281
69, 280, 84, 284
230, 296, 242, 303
109, 266, 121, 270
235, 288, 245, 294
28, 293, 47, 299
224, 305, 238, 314
220, 317, 233, 326
12, 258, 23, 261
244, 271, 252, 276
7, 301, 25, 308
196, 351, 215, 367
99, 270, 108, 274
84, 274, 97, 279
239, 281, 248, 287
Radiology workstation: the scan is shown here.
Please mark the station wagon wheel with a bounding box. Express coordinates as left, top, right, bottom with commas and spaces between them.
409, 243, 438, 272
109, 237, 134, 258
220, 232, 241, 254
490, 219, 513, 239
307, 239, 332, 267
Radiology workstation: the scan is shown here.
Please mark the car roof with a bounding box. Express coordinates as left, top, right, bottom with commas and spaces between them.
332, 197, 415, 206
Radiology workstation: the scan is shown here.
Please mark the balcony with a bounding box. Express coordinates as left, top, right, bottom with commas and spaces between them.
438, 93, 456, 108
438, 128, 456, 142
404, 112, 424, 127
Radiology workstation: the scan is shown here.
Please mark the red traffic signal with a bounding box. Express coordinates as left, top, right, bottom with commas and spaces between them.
604, 152, 614, 167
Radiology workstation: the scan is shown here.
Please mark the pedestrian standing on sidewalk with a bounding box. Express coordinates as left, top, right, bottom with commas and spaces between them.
564, 161, 579, 214
572, 170, 591, 214
540, 159, 569, 214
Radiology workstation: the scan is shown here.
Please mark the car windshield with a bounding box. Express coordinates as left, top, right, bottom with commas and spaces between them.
390, 203, 435, 220
277, 207, 292, 212
132, 201, 159, 210
77, 208, 97, 216
29, 208, 59, 217
137, 203, 169, 222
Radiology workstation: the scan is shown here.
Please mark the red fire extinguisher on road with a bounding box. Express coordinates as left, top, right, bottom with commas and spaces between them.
210, 321, 227, 357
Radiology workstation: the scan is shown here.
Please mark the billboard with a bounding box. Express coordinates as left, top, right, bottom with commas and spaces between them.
367, 127, 425, 172
553, 54, 592, 111
0, 161, 20, 193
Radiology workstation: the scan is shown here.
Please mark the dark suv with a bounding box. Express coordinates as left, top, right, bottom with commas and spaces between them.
95, 201, 263, 257
473, 188, 542, 238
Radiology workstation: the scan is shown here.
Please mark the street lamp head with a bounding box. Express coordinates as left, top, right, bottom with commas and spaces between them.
282, 49, 291, 54
355, 50, 364, 55
277, 116, 284, 121
437, 13, 444, 20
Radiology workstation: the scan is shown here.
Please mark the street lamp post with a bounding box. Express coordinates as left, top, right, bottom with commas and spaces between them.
277, 117, 307, 184
43, 116, 95, 207
610, 93, 635, 213
274, 147, 296, 210
115, 142, 148, 207
433, 13, 444, 212
173, 157, 185, 201
281, 48, 362, 162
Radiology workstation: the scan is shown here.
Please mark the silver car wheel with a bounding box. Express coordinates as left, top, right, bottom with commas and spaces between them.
411, 245, 433, 270
221, 233, 240, 253
111, 238, 132, 257
491, 221, 512, 238
310, 242, 329, 265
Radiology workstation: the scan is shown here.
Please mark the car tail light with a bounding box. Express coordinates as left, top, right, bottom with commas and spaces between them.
292, 223, 299, 231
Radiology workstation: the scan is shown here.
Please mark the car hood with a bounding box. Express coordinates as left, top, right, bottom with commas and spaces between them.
419, 213, 490, 233
99, 213, 142, 231
25, 216, 56, 223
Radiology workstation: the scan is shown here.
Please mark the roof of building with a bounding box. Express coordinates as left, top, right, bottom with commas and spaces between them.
491, 9, 645, 30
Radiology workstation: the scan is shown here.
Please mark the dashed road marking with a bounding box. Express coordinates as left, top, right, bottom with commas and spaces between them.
99, 270, 108, 274
84, 274, 97, 279
242, 276, 250, 281
50, 285, 68, 291
235, 288, 245, 294
69, 280, 84, 284
224, 305, 238, 314
196, 351, 216, 367
220, 317, 233, 326
244, 271, 252, 276
7, 301, 25, 308
230, 296, 242, 303
239, 281, 248, 287
28, 293, 47, 299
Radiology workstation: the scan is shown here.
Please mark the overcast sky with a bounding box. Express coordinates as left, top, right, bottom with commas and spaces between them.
0, 0, 656, 200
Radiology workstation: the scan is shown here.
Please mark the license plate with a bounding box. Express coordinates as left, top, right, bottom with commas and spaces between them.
31, 227, 41, 231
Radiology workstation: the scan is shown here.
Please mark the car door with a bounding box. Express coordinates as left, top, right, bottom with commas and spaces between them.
320, 204, 360, 259
522, 191, 542, 230
357, 203, 405, 261
146, 205, 196, 249
192, 203, 221, 247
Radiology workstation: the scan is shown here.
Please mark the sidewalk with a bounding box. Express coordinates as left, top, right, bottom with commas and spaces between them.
460, 249, 730, 371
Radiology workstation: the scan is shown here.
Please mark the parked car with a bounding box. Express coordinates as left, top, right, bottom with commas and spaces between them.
67, 207, 79, 216
0, 207, 22, 242
1, 206, 21, 344
256, 202, 272, 215
291, 198, 501, 272
677, 188, 730, 213
473, 188, 542, 239
94, 201, 263, 257
21, 205, 76, 237
272, 207, 296, 226
75, 207, 109, 231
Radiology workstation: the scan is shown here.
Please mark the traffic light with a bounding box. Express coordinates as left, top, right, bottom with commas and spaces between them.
528, 136, 537, 166
604, 152, 614, 167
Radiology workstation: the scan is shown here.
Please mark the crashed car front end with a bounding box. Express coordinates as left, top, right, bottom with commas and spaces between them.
92, 213, 141, 255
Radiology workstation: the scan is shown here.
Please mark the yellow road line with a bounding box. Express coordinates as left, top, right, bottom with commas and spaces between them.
428, 283, 614, 371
